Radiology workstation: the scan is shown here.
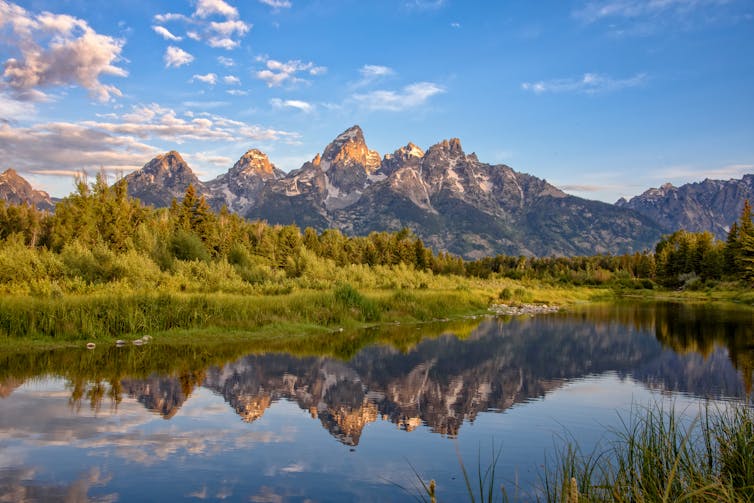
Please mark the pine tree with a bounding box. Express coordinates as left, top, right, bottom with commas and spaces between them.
738, 200, 754, 281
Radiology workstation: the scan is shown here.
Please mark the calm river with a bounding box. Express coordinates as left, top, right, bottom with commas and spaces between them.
1, 302, 752, 501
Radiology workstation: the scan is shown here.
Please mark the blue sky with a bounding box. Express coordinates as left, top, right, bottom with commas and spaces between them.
1, 0, 752, 202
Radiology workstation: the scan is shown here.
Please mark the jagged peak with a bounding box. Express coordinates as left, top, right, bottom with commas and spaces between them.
333, 125, 364, 144
312, 153, 322, 166
1, 168, 19, 178
231, 148, 275, 176
145, 150, 190, 171
320, 125, 380, 173
427, 137, 465, 156
401, 142, 425, 158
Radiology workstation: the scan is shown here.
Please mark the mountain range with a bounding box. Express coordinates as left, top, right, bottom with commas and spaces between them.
0, 169, 54, 212
2, 126, 752, 258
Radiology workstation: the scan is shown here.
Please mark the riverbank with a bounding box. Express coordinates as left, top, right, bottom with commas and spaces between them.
0, 279, 751, 350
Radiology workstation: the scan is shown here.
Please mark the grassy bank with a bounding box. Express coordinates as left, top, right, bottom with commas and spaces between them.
541, 403, 754, 503
0, 272, 617, 346
0, 285, 494, 344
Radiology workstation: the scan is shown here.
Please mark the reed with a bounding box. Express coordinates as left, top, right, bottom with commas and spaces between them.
541, 402, 754, 502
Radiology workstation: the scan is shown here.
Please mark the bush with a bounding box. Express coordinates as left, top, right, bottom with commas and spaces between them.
170, 230, 210, 262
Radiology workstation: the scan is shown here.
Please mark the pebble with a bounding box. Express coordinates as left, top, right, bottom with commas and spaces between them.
489, 303, 560, 316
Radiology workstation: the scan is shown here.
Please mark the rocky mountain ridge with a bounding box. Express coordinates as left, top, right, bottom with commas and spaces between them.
3, 126, 752, 257
616, 175, 754, 239
0, 168, 54, 211
119, 125, 665, 257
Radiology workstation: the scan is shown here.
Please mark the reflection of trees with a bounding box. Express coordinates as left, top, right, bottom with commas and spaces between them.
2, 302, 753, 442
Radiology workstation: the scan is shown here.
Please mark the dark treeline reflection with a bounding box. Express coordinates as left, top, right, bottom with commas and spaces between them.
1, 303, 752, 444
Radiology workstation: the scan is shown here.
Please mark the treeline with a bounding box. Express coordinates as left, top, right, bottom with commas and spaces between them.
0, 176, 465, 294
458, 201, 754, 288
0, 174, 752, 291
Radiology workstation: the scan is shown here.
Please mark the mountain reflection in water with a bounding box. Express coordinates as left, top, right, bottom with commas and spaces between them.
1, 302, 752, 446
1, 302, 753, 502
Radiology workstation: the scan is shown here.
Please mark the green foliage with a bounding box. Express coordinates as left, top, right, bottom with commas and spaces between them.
170, 229, 210, 262
1, 177, 752, 304
334, 283, 380, 322
541, 403, 754, 502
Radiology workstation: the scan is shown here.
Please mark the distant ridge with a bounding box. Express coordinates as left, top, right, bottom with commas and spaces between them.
616, 175, 754, 239
0, 168, 54, 211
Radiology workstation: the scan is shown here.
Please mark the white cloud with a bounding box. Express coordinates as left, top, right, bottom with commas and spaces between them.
270, 98, 313, 113
521, 72, 647, 94
154, 13, 191, 23
255, 58, 326, 87
194, 0, 239, 19
450, 22, 461, 28
154, 0, 250, 50
352, 82, 445, 111
223, 75, 240, 85
152, 25, 182, 41
0, 1, 126, 102
259, 0, 293, 8
226, 89, 248, 96
0, 121, 158, 178
0, 103, 299, 190
217, 56, 235, 67
191, 73, 218, 85
206, 20, 250, 49
164, 46, 194, 68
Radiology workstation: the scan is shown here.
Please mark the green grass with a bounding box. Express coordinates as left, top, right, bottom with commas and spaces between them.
0, 287, 490, 344
541, 403, 754, 502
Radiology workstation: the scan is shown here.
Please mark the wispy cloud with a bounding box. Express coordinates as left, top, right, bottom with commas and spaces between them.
217, 56, 235, 67
0, 102, 299, 188
259, 0, 293, 8
521, 72, 647, 94
0, 92, 36, 122
656, 163, 754, 181
270, 98, 314, 113
353, 64, 395, 88
405, 0, 446, 10
191, 152, 233, 167
0, 1, 126, 102
223, 75, 240, 85
572, 0, 739, 35
574, 0, 731, 23
352, 82, 445, 111
255, 58, 326, 87
164, 46, 194, 68
191, 73, 218, 85
152, 25, 182, 41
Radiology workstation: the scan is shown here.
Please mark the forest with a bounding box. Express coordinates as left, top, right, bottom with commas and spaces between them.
1, 174, 752, 297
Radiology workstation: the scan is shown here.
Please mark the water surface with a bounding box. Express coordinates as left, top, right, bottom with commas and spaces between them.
1, 302, 752, 501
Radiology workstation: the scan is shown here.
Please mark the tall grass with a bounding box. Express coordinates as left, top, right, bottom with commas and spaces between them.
0, 288, 488, 341
541, 403, 754, 502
